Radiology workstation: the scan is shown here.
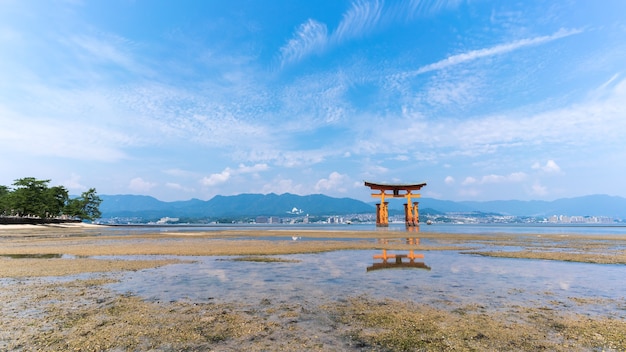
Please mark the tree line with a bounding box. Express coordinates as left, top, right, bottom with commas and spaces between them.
0, 177, 102, 221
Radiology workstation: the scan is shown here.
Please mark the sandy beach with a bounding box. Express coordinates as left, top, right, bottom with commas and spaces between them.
1, 224, 625, 351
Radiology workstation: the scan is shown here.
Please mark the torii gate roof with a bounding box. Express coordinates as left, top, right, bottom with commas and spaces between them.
364, 181, 427, 192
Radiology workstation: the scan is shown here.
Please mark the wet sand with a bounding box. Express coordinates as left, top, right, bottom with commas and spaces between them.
1, 226, 625, 351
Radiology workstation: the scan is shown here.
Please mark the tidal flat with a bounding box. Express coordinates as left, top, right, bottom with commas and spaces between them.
1, 226, 625, 351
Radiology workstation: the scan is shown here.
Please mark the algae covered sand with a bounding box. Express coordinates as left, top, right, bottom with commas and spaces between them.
2, 276, 625, 351
1, 226, 625, 351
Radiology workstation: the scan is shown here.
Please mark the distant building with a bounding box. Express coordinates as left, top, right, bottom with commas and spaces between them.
255, 216, 280, 224
156, 217, 179, 224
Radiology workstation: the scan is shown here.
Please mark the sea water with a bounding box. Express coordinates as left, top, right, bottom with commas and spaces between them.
105, 249, 626, 317
98, 222, 626, 236
88, 223, 626, 317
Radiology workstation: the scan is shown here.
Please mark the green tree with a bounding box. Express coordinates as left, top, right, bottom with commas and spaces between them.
46, 185, 69, 218
10, 177, 51, 218
0, 185, 10, 216
65, 188, 102, 221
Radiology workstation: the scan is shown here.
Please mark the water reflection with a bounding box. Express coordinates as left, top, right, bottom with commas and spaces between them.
105, 250, 626, 317
374, 224, 421, 233
367, 238, 431, 272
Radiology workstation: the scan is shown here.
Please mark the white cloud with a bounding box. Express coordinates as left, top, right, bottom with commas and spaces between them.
165, 182, 183, 190
461, 172, 527, 186
237, 163, 269, 174
165, 182, 195, 193
532, 160, 561, 173
508, 172, 528, 182
201, 163, 269, 187
163, 168, 196, 177
129, 177, 157, 192
63, 173, 87, 191
368, 165, 389, 174
275, 151, 326, 168
315, 171, 350, 192
462, 176, 477, 185
444, 176, 455, 184
531, 182, 548, 196
481, 172, 527, 184
480, 174, 506, 184
459, 188, 480, 197
201, 169, 232, 187
261, 178, 305, 195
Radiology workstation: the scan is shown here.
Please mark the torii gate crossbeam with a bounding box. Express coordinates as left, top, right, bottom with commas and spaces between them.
364, 181, 427, 227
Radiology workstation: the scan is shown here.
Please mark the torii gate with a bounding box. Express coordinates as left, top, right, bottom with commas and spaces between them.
364, 181, 427, 227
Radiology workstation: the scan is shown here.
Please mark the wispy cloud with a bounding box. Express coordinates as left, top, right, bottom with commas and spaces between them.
114, 83, 270, 148
398, 28, 583, 79
0, 105, 130, 162
531, 182, 548, 196
279, 20, 328, 66
241, 148, 330, 168
479, 172, 527, 184
63, 173, 87, 191
332, 0, 383, 42
66, 34, 152, 77
165, 182, 195, 193
261, 178, 306, 195
422, 75, 483, 107
373, 77, 626, 159
129, 177, 157, 192
412, 0, 464, 16
279, 0, 464, 67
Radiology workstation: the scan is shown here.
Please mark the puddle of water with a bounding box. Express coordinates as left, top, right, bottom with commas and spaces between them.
0, 254, 75, 259
106, 250, 626, 317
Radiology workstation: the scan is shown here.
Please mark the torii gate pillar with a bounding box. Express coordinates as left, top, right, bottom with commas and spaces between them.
365, 181, 427, 227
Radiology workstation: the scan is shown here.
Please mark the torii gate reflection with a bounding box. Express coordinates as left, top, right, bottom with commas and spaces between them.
364, 181, 427, 227
367, 238, 431, 272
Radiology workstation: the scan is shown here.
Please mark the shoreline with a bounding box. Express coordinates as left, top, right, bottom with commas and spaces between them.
0, 222, 104, 230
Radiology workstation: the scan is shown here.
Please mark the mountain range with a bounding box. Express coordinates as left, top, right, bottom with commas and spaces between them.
98, 193, 626, 220
99, 193, 372, 219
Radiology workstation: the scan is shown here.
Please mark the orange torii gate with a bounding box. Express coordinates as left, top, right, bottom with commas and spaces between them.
364, 181, 427, 227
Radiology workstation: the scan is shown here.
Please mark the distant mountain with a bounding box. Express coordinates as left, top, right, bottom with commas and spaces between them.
99, 193, 626, 220
99, 193, 375, 219
388, 194, 626, 218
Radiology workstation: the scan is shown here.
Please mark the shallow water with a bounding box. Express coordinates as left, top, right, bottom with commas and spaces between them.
106, 250, 626, 317
100, 222, 626, 235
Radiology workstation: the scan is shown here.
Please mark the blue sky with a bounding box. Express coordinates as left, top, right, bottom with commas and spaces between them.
1, 0, 625, 202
